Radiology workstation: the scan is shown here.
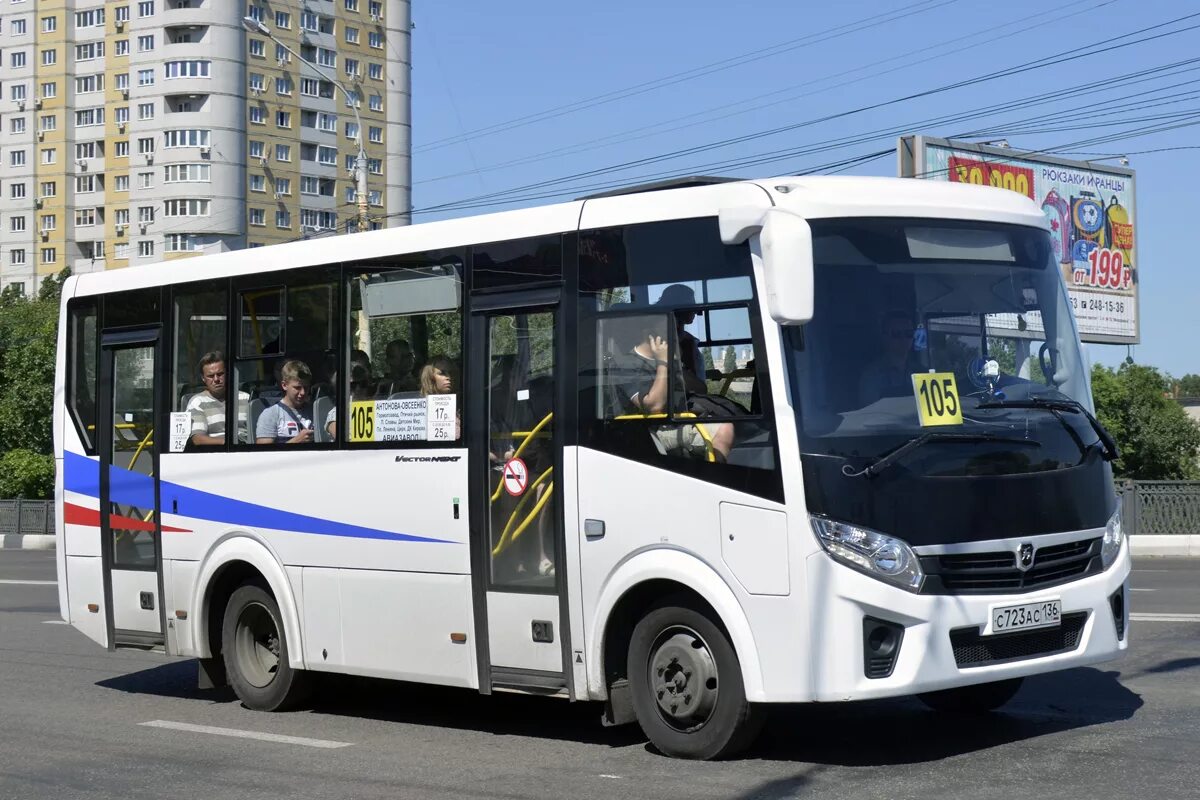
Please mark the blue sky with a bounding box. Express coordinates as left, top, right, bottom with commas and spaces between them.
409, 0, 1199, 377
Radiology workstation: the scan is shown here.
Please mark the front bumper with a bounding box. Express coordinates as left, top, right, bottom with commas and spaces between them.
804, 540, 1130, 702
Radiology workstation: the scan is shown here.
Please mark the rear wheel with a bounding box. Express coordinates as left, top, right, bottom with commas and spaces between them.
222, 583, 311, 711
627, 602, 764, 759
918, 677, 1023, 713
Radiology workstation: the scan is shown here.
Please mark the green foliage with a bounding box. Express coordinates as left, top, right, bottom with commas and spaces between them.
1091, 363, 1200, 480
0, 449, 54, 499
0, 272, 68, 465
723, 346, 737, 374
1177, 373, 1200, 397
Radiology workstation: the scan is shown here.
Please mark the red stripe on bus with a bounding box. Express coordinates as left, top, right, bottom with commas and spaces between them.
63, 502, 192, 533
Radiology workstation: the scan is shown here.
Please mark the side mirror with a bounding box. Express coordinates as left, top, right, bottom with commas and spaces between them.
719, 206, 814, 325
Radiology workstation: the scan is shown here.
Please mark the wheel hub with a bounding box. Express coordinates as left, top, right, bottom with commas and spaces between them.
235, 601, 281, 689
649, 627, 718, 730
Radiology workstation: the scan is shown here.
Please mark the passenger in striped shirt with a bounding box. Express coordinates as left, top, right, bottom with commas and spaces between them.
187, 351, 250, 446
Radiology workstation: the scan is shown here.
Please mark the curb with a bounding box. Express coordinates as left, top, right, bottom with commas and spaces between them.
1129, 535, 1200, 558
1, 534, 56, 551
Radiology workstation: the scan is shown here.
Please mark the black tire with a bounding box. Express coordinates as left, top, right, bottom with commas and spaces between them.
221, 583, 312, 711
627, 602, 765, 760
918, 677, 1024, 713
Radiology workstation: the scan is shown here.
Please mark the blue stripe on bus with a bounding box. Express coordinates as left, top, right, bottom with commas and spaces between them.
63, 451, 454, 544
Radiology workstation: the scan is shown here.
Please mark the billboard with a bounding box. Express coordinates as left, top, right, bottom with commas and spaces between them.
899, 135, 1138, 344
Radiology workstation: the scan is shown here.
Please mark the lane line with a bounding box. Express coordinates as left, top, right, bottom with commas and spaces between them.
41, 620, 68, 625
1130, 588, 1156, 592
139, 720, 353, 749
0, 580, 56, 585
1131, 613, 1200, 622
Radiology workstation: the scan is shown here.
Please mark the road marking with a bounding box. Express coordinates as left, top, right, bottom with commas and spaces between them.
139, 720, 352, 749
41, 620, 68, 625
1130, 588, 1156, 592
0, 579, 56, 585
1131, 613, 1200, 622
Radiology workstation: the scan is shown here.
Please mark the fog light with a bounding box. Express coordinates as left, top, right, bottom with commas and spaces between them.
862, 616, 905, 679
1110, 588, 1126, 641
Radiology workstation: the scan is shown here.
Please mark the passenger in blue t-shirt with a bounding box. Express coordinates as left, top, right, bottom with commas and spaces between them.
256, 359, 315, 444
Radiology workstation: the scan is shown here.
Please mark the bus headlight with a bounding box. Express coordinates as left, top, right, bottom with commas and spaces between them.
1102, 508, 1124, 569
811, 518, 924, 592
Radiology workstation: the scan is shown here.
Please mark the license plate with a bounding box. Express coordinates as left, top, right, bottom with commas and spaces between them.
987, 599, 1062, 635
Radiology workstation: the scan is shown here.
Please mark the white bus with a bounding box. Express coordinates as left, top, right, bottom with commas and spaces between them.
54, 176, 1130, 759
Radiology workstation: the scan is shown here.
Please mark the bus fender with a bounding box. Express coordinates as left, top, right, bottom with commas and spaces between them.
588, 548, 765, 702
191, 533, 305, 671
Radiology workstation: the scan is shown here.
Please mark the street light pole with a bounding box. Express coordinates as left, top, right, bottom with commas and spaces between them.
241, 16, 370, 233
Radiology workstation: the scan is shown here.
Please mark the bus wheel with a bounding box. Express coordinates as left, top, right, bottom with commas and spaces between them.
918, 677, 1023, 713
627, 602, 764, 760
222, 583, 311, 711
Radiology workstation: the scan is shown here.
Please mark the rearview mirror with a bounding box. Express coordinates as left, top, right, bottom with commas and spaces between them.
719, 207, 813, 325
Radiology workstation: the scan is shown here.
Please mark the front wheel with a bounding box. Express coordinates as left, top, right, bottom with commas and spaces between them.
222, 583, 312, 711
918, 677, 1024, 713
627, 602, 764, 759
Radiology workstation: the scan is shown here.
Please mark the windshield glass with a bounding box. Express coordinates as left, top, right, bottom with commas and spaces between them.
788, 218, 1114, 545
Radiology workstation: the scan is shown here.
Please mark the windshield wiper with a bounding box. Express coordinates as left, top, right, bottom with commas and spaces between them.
841, 432, 1038, 479
975, 397, 1120, 462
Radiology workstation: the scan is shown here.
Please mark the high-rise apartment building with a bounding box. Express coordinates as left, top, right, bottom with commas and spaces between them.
0, 0, 411, 295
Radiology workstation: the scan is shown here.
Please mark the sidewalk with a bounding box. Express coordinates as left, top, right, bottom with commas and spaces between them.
1, 534, 56, 551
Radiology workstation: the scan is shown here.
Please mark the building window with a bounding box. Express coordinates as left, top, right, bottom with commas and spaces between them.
11, 19, 28, 36
41, 181, 57, 198
249, 73, 264, 92
345, 122, 360, 140
115, 141, 130, 158
115, 209, 131, 225
138, 103, 155, 120
10, 217, 27, 232
275, 178, 291, 196
137, 35, 155, 52
115, 7, 131, 24
276, 111, 291, 129
76, 75, 105, 94
42, 248, 58, 265
115, 107, 130, 124
11, 86, 27, 102
138, 137, 155, 154
165, 234, 199, 253
344, 58, 360, 77
249, 174, 265, 192
345, 0, 359, 11
368, 62, 383, 80
275, 77, 292, 95
275, 11, 290, 29
41, 82, 58, 99
249, 208, 266, 226
164, 60, 211, 79
368, 125, 383, 143
76, 9, 106, 27
249, 106, 265, 125
41, 49, 56, 67
10, 118, 26, 135
317, 145, 337, 165
76, 208, 97, 227
368, 158, 382, 175
115, 244, 130, 260
275, 210, 291, 229
138, 172, 154, 189
369, 31, 383, 49
137, 1, 155, 18
42, 17, 58, 33
317, 48, 335, 68
115, 40, 130, 56
10, 251, 27, 267
115, 175, 130, 192
368, 190, 382, 206
165, 163, 210, 183
138, 206, 155, 223
75, 108, 105, 127
11, 52, 27, 69
248, 39, 265, 58
10, 150, 27, 167
10, 183, 27, 199
75, 143, 96, 160
138, 241, 155, 258
40, 115, 57, 132
249, 140, 265, 159
41, 148, 56, 165
163, 199, 210, 217
275, 144, 291, 162
75, 43, 104, 62
138, 69, 155, 87
163, 129, 211, 148
345, 27, 359, 44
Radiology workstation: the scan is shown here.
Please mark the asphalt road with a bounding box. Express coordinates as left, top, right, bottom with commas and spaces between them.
1, 550, 1197, 800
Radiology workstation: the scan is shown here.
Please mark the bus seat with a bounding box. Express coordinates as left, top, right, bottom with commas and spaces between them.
388, 391, 420, 400
313, 396, 333, 443
248, 399, 266, 441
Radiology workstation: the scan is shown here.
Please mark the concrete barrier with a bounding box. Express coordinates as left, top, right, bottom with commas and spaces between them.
1, 534, 56, 550
1130, 535, 1200, 558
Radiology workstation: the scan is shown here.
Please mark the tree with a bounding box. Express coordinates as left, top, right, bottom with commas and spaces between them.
723, 346, 737, 374
0, 269, 68, 498
1177, 374, 1200, 397
1091, 363, 1200, 480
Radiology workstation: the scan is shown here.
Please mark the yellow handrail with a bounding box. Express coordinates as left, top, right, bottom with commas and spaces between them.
492, 466, 555, 557
490, 411, 553, 502
612, 412, 716, 462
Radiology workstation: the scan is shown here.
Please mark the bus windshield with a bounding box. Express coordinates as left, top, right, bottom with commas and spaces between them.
787, 218, 1114, 545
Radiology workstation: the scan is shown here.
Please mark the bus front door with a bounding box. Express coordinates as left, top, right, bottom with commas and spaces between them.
469, 297, 571, 693
97, 329, 165, 650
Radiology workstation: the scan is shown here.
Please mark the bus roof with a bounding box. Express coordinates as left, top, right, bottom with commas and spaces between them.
68, 175, 1046, 299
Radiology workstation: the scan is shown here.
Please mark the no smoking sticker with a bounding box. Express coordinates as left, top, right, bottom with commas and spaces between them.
503, 457, 528, 497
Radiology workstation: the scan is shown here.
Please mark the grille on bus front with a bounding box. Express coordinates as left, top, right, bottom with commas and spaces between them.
950, 612, 1088, 668
919, 537, 1103, 595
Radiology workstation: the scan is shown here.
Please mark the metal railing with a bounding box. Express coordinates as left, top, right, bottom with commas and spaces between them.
1118, 481, 1200, 536
0, 499, 55, 536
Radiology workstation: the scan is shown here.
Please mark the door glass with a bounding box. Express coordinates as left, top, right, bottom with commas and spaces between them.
487, 312, 557, 588
110, 345, 157, 568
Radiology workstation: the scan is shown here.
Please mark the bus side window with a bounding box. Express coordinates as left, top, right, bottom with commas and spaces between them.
171, 281, 238, 449
577, 219, 781, 499
66, 299, 98, 454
